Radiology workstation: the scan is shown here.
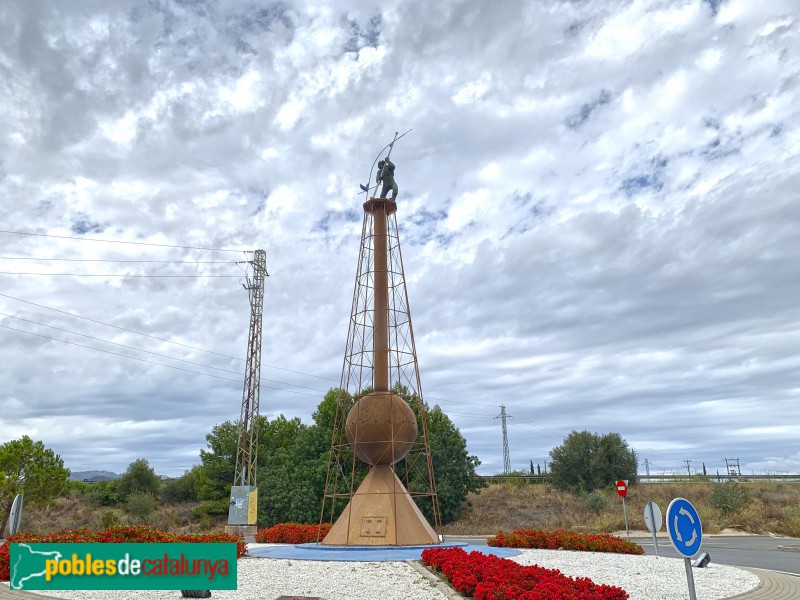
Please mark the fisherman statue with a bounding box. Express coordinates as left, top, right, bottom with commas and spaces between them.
377, 158, 398, 200
359, 130, 411, 200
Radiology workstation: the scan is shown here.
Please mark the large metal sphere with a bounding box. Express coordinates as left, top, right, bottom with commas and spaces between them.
345, 392, 418, 465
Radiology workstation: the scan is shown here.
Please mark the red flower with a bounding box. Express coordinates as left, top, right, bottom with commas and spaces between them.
487, 529, 644, 555
0, 525, 247, 581
422, 547, 629, 600
254, 522, 333, 544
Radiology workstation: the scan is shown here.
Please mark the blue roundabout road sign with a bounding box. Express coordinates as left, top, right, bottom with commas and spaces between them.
667, 497, 703, 558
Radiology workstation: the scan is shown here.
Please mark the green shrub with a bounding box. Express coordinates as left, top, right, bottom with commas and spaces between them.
126, 492, 158, 522
711, 482, 751, 515
100, 510, 120, 528
161, 468, 200, 504
581, 491, 609, 515
86, 481, 119, 507
117, 459, 160, 501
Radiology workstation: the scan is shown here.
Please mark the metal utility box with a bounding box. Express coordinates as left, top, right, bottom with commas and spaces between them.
227, 485, 258, 525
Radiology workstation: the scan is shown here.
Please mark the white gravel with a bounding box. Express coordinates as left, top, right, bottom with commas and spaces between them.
5, 542, 761, 600
510, 549, 760, 600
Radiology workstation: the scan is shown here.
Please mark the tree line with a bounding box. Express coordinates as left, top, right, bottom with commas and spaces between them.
1, 387, 487, 529
1, 386, 639, 533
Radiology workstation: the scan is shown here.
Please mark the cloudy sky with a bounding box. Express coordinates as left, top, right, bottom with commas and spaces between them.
1, 0, 799, 480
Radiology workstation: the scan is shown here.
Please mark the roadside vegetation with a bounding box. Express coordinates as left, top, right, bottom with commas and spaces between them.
443, 479, 800, 537
4, 421, 799, 539
3, 387, 483, 536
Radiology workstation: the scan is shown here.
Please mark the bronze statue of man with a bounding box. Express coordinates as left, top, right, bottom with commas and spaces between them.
377, 158, 398, 200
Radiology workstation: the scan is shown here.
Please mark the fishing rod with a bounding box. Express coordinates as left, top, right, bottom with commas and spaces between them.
358, 129, 412, 199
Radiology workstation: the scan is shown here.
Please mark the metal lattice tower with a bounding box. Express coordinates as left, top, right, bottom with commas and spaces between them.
496, 405, 513, 474
233, 249, 268, 487
320, 199, 441, 535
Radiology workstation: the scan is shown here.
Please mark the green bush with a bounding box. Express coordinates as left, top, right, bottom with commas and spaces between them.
117, 459, 160, 501
711, 482, 751, 515
100, 510, 120, 528
126, 492, 158, 522
86, 481, 119, 507
581, 491, 609, 515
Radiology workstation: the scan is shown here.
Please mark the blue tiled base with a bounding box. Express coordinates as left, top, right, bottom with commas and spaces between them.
246, 542, 521, 562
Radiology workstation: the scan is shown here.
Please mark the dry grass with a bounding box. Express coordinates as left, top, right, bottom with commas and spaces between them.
444, 481, 800, 537
16, 481, 800, 538
20, 491, 216, 535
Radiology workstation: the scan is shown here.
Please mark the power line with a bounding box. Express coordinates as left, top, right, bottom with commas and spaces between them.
0, 311, 242, 375
0, 229, 248, 253
0, 311, 330, 394
0, 257, 239, 264
0, 292, 342, 382
0, 272, 241, 277
513, 417, 566, 440
429, 396, 498, 407
512, 422, 564, 443
445, 410, 497, 418
0, 292, 243, 361
0, 322, 321, 398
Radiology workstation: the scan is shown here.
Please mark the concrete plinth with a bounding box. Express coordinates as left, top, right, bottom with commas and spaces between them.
321, 465, 438, 546
225, 524, 257, 536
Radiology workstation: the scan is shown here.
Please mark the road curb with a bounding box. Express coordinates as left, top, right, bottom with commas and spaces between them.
723, 567, 800, 600
0, 584, 48, 599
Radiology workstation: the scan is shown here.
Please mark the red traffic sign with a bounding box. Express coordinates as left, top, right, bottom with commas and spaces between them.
616, 480, 628, 497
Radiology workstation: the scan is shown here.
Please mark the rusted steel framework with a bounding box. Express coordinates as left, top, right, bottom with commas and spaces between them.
320, 201, 441, 537
233, 249, 267, 487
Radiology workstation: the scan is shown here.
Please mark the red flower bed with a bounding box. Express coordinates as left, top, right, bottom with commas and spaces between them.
488, 529, 644, 555
254, 522, 332, 544
0, 525, 246, 582
422, 547, 628, 600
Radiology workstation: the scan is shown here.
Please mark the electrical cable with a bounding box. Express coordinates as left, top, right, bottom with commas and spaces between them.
0, 272, 241, 277
444, 409, 498, 419
512, 421, 564, 442
0, 292, 243, 360
0, 322, 321, 398
0, 292, 341, 382
513, 415, 568, 439
0, 311, 331, 394
0, 257, 239, 264
0, 311, 242, 375
0, 229, 248, 253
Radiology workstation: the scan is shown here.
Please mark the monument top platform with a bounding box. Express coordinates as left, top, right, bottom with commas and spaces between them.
363, 198, 397, 214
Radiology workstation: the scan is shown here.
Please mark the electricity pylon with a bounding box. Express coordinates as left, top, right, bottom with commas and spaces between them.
227, 249, 267, 533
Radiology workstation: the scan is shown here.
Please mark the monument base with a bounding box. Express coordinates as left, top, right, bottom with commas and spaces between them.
322, 465, 438, 546
224, 525, 257, 536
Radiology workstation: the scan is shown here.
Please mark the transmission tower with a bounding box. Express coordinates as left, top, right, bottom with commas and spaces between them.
227, 249, 268, 533
724, 457, 741, 476
496, 405, 513, 474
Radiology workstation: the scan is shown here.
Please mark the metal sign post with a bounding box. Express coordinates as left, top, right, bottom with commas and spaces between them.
684, 557, 697, 600
622, 496, 629, 536
616, 480, 629, 536
643, 500, 662, 557
667, 497, 703, 600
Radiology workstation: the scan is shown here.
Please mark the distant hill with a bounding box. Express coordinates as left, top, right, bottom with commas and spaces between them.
68, 470, 120, 482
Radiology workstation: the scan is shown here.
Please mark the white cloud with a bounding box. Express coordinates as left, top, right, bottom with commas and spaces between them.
0, 0, 798, 479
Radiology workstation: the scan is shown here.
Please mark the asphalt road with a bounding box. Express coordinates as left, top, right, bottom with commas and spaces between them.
631, 534, 800, 576
445, 534, 800, 576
